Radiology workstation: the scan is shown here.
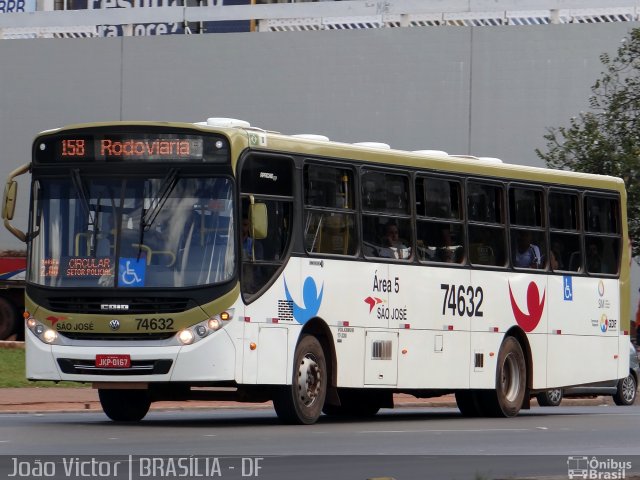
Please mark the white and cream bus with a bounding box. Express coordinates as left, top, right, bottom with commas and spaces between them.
3, 118, 631, 424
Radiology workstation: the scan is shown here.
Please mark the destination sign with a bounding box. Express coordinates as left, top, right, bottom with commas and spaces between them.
57, 136, 203, 161
34, 131, 229, 164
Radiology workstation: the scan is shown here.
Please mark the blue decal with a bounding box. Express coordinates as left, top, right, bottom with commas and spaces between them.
563, 276, 573, 301
284, 276, 324, 324
118, 257, 146, 288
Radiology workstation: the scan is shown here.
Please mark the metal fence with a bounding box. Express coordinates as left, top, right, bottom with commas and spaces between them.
2, 0, 640, 38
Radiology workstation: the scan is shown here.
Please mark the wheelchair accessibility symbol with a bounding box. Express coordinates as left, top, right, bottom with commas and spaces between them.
118, 257, 146, 287
563, 276, 573, 301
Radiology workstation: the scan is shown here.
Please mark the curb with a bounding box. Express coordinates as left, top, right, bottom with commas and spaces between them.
0, 400, 458, 416
0, 340, 24, 349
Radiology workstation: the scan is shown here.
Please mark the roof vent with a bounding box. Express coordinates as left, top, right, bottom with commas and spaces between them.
413, 150, 449, 157
354, 142, 391, 149
449, 154, 479, 160
478, 157, 503, 163
206, 117, 251, 128
292, 134, 330, 142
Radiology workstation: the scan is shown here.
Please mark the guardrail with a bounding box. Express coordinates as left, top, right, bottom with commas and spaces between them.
1, 0, 640, 38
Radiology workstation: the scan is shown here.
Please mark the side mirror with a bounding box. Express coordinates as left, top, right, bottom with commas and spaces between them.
2, 163, 30, 242
2, 180, 17, 221
249, 203, 268, 240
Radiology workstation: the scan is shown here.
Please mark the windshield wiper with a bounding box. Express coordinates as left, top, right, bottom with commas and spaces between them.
135, 169, 179, 260
71, 169, 95, 226
141, 168, 179, 231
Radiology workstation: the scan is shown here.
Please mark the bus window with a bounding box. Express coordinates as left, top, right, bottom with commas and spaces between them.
361, 170, 410, 215
585, 196, 620, 234
240, 154, 294, 297
361, 170, 412, 260
240, 199, 292, 295
509, 186, 546, 270
467, 182, 505, 267
468, 182, 503, 224
584, 195, 621, 275
415, 177, 464, 263
549, 191, 578, 230
303, 164, 357, 256
509, 188, 543, 227
549, 191, 581, 272
417, 222, 464, 263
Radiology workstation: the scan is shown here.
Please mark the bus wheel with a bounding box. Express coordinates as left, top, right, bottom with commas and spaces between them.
455, 390, 485, 417
0, 297, 18, 340
536, 388, 563, 407
484, 336, 526, 417
98, 389, 151, 422
613, 373, 637, 406
273, 335, 327, 425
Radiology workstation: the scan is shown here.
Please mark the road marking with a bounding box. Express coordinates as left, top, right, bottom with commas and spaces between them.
358, 428, 532, 434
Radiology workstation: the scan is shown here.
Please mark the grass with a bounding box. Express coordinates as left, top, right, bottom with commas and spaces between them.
0, 347, 86, 388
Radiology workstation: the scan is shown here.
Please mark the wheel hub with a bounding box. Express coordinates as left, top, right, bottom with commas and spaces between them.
297, 354, 321, 407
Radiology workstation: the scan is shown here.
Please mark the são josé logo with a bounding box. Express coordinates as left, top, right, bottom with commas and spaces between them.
283, 276, 324, 324
508, 281, 546, 332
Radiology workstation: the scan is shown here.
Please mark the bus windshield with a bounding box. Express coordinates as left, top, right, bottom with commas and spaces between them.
29, 174, 235, 288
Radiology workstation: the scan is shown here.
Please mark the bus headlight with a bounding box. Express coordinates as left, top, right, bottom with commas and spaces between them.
174, 309, 234, 346
178, 329, 195, 345
26, 316, 60, 345
207, 318, 222, 331
42, 329, 58, 344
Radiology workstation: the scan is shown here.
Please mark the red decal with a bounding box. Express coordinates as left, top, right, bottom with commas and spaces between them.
46, 315, 67, 326
364, 296, 383, 313
509, 281, 545, 333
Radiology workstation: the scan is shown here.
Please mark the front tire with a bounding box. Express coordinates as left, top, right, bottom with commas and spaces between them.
484, 336, 526, 417
613, 374, 637, 406
273, 335, 327, 425
536, 388, 563, 407
98, 389, 151, 422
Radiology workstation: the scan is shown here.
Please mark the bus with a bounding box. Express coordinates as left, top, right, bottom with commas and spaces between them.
2, 118, 631, 424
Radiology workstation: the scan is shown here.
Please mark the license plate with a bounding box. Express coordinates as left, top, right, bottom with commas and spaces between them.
95, 354, 131, 368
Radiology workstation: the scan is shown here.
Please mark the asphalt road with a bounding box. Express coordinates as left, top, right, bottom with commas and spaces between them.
1, 405, 639, 479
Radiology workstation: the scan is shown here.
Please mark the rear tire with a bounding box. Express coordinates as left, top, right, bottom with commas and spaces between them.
484, 336, 526, 417
536, 388, 563, 407
273, 335, 327, 425
613, 374, 637, 406
98, 389, 151, 422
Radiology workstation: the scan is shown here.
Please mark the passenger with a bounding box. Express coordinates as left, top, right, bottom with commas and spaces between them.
379, 222, 409, 259
514, 230, 542, 268
436, 228, 463, 263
